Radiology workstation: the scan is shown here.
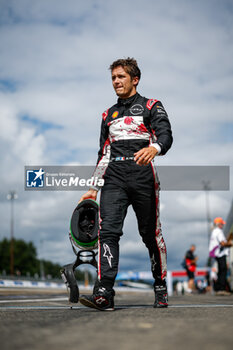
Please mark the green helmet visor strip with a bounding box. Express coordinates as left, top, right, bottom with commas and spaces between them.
70, 199, 99, 248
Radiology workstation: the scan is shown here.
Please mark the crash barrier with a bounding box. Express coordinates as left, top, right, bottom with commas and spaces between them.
169, 268, 209, 295
171, 269, 209, 278
0, 268, 209, 296
115, 269, 209, 296
0, 279, 66, 289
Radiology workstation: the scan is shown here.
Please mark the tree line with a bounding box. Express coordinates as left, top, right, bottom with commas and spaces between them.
0, 238, 90, 281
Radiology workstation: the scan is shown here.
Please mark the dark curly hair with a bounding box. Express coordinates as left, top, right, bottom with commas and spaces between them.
109, 57, 141, 83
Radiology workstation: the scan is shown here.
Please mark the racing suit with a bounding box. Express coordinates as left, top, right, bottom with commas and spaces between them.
92, 92, 173, 290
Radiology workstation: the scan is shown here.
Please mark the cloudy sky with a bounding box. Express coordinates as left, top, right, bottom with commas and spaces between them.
0, 0, 233, 276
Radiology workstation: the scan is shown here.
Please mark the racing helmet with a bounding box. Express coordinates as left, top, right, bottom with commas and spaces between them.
70, 199, 99, 250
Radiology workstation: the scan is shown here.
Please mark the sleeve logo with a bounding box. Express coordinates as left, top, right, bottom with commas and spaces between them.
102, 109, 109, 121
146, 99, 158, 110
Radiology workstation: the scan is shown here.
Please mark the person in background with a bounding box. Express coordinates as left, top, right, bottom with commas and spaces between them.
209, 217, 232, 296
185, 244, 198, 293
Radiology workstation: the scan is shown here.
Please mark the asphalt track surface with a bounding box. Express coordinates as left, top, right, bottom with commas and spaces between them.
1, 287, 233, 350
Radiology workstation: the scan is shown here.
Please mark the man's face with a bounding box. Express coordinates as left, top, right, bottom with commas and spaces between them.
111, 66, 138, 99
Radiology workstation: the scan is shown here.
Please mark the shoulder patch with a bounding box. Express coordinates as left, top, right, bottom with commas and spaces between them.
102, 109, 109, 121
146, 99, 159, 111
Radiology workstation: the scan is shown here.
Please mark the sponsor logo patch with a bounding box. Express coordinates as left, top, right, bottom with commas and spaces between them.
103, 243, 113, 267
130, 104, 144, 115
112, 111, 119, 119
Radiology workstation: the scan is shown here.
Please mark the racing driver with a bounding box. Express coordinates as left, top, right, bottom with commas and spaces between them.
79, 57, 173, 310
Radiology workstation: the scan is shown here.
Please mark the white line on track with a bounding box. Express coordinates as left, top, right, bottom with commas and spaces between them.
169, 304, 233, 308
0, 297, 67, 303
0, 304, 233, 310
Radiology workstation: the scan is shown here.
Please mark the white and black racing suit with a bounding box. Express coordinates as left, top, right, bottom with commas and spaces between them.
92, 92, 173, 290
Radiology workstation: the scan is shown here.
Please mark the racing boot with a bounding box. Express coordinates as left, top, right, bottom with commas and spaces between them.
79, 286, 115, 311
153, 285, 168, 308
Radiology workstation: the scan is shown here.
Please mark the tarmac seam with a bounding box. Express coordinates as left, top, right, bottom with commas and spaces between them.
1, 304, 233, 311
